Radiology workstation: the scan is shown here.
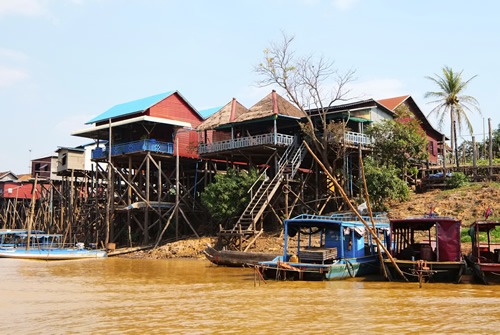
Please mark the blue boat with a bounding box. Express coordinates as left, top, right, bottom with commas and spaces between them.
0, 229, 46, 248
0, 232, 106, 260
257, 212, 390, 281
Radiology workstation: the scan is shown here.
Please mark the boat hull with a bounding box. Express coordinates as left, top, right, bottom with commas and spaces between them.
203, 245, 276, 267
259, 256, 381, 281
466, 257, 500, 284
383, 259, 465, 283
0, 248, 107, 260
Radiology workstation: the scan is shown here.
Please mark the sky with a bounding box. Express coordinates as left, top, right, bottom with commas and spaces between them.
1, 0, 499, 174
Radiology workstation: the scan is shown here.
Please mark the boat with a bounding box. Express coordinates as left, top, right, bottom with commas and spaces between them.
0, 229, 45, 248
466, 220, 500, 284
382, 216, 466, 283
0, 232, 107, 260
256, 212, 390, 281
203, 244, 277, 267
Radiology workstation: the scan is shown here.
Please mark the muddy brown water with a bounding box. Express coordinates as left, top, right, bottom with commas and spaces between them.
0, 257, 498, 334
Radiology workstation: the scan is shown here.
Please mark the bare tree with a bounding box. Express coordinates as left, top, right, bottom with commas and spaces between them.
255, 33, 356, 175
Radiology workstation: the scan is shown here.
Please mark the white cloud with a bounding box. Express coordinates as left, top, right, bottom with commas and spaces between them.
332, 0, 359, 11
0, 0, 49, 17
0, 48, 29, 62
0, 65, 29, 88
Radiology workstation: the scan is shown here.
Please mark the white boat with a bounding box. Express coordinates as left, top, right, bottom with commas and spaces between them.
0, 232, 107, 260
0, 247, 107, 260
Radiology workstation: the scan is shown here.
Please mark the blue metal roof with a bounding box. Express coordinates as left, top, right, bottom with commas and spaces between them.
198, 106, 222, 119
86, 91, 175, 124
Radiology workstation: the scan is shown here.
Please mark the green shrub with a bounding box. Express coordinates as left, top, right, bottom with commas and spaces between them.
201, 168, 260, 223
446, 172, 468, 189
362, 158, 410, 211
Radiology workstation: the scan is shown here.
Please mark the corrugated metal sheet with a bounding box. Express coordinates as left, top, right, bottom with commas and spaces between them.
198, 106, 223, 119
86, 91, 175, 124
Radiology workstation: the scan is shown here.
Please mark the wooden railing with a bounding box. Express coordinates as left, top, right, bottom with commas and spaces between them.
91, 139, 174, 159
199, 131, 371, 154
199, 133, 294, 154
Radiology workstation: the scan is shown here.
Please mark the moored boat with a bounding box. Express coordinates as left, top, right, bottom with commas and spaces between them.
257, 212, 390, 281
203, 244, 277, 267
0, 232, 107, 260
0, 246, 107, 260
383, 216, 466, 283
0, 229, 45, 249
466, 220, 500, 284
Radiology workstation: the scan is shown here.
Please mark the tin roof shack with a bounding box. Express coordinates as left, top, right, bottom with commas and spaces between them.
0, 181, 41, 200
0, 171, 18, 182
56, 147, 85, 174
30, 155, 62, 182
0, 172, 43, 230
72, 91, 204, 247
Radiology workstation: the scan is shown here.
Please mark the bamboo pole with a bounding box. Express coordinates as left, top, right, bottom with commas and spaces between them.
26, 176, 38, 251
303, 141, 407, 281
358, 145, 388, 279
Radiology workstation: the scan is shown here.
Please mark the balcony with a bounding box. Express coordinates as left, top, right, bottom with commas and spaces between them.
199, 133, 294, 155
344, 131, 371, 146
91, 139, 174, 160
198, 131, 370, 155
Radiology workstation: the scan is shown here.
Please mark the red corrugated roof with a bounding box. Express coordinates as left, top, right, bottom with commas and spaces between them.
377, 95, 410, 111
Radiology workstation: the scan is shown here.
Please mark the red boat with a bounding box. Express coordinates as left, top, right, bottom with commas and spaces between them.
467, 220, 500, 284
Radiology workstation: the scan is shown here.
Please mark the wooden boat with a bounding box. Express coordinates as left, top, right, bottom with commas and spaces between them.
382, 216, 466, 283
466, 220, 500, 284
203, 244, 277, 267
0, 232, 107, 260
256, 212, 390, 281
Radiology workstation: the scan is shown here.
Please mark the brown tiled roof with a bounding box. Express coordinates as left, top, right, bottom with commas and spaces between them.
196, 91, 305, 130
232, 90, 305, 123
377, 95, 410, 111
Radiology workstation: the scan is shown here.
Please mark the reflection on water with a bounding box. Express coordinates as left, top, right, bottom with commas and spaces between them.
0, 257, 499, 334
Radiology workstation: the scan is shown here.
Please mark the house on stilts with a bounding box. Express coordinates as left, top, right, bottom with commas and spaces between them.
72, 91, 205, 247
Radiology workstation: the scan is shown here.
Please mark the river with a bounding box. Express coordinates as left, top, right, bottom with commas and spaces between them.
0, 257, 498, 334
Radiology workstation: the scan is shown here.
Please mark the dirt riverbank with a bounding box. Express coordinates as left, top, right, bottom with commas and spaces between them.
121, 182, 500, 260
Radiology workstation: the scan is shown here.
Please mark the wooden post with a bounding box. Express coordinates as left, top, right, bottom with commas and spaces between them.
489, 118, 493, 179
105, 119, 112, 246
472, 136, 477, 181
127, 156, 132, 247
145, 155, 150, 244
26, 176, 38, 251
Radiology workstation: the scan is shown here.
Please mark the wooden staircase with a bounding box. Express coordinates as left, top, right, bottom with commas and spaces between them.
217, 140, 306, 250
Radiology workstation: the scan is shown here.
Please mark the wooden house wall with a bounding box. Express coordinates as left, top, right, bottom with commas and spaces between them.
367, 107, 394, 123
399, 100, 442, 165
31, 157, 58, 180
147, 93, 203, 159
426, 134, 439, 164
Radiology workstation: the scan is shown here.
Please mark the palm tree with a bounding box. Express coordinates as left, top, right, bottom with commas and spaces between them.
425, 66, 481, 166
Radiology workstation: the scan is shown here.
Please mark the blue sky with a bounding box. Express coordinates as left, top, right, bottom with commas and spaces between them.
1, 0, 499, 174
